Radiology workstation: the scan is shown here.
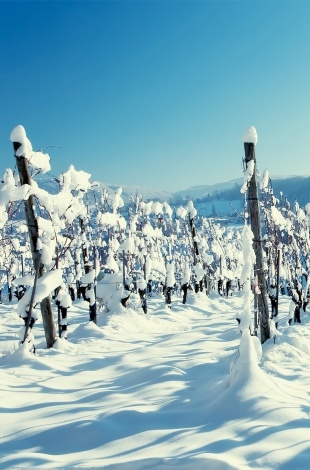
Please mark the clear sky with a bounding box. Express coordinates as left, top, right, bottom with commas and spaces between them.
1, 0, 310, 193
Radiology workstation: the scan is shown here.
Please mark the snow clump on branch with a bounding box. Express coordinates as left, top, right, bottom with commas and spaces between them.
166, 262, 176, 288
60, 165, 91, 193
187, 201, 197, 218
241, 160, 255, 194
17, 269, 63, 319
0, 169, 32, 228
109, 188, 124, 213
260, 169, 269, 191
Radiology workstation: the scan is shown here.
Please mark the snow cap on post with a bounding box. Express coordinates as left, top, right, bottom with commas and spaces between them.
243, 126, 258, 145
10, 125, 51, 173
10, 125, 27, 146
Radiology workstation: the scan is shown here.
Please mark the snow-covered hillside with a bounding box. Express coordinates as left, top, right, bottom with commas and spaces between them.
173, 177, 243, 200
34, 172, 310, 221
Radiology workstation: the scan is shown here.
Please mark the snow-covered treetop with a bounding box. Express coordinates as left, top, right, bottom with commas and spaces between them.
176, 206, 187, 219
10, 125, 51, 173
260, 168, 269, 191
243, 126, 258, 145
0, 168, 32, 229
186, 201, 197, 219
305, 203, 310, 216
240, 160, 255, 194
109, 187, 124, 213
60, 165, 91, 193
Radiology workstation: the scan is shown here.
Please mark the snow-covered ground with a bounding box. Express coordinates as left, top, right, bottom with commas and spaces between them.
1, 289, 310, 469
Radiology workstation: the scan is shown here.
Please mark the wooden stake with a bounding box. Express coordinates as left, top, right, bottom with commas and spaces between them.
23, 252, 41, 343
275, 248, 281, 329
188, 214, 199, 264
13, 142, 56, 348
244, 141, 270, 343
91, 245, 97, 324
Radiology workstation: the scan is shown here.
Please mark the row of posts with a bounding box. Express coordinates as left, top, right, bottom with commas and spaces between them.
11, 130, 271, 346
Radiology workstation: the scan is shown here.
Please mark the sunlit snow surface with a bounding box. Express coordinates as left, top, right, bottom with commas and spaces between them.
0, 291, 310, 469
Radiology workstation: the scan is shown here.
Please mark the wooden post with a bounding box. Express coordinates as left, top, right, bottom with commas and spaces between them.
23, 252, 41, 343
55, 246, 61, 338
188, 214, 199, 264
75, 258, 81, 299
275, 248, 281, 329
7, 271, 12, 302
141, 255, 148, 314
122, 250, 126, 288
21, 254, 24, 277
254, 288, 258, 334
91, 245, 97, 324
13, 141, 56, 348
80, 218, 90, 274
244, 133, 270, 344
189, 213, 203, 294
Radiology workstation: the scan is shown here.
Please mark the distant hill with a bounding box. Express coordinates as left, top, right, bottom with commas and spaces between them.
172, 175, 310, 204
33, 173, 310, 218
172, 177, 243, 201
269, 176, 310, 207
170, 175, 310, 217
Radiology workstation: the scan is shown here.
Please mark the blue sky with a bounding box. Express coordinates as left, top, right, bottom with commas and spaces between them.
1, 0, 310, 193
